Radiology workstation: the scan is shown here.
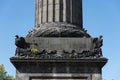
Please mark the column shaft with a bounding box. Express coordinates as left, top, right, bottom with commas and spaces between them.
48, 0, 54, 22
41, 0, 43, 23
66, 0, 71, 23
35, 0, 83, 28
60, 0, 63, 22
63, 0, 67, 22
42, 0, 47, 23
55, 0, 60, 22
35, 0, 39, 27
72, 0, 83, 27
38, 0, 41, 25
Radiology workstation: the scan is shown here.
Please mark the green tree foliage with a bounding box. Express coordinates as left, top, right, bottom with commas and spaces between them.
0, 64, 15, 80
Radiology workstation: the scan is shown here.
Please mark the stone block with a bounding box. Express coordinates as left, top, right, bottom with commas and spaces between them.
10, 58, 107, 80
26, 38, 93, 53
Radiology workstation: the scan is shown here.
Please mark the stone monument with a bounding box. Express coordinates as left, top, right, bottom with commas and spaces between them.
10, 0, 108, 80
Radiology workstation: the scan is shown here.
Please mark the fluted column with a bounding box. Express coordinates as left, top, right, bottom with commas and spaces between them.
63, 0, 67, 22
39, 0, 42, 24
35, 0, 83, 28
54, 0, 60, 22
48, 0, 54, 22
35, 0, 40, 27
72, 0, 83, 27
42, 0, 47, 23
66, 0, 71, 23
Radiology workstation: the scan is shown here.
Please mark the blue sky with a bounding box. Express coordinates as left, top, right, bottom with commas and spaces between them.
0, 0, 120, 80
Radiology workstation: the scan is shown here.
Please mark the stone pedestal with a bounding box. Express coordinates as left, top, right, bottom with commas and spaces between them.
10, 58, 107, 80
11, 38, 107, 80
11, 0, 108, 80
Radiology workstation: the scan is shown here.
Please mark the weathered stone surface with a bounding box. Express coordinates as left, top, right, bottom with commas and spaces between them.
27, 23, 90, 37
26, 38, 93, 52
29, 0, 87, 37
10, 0, 108, 80
35, 0, 83, 28
12, 36, 106, 80
15, 37, 103, 59
10, 57, 108, 80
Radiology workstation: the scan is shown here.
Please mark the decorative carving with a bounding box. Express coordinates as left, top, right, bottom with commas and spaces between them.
15, 49, 102, 59
15, 35, 103, 59
93, 35, 103, 48
15, 35, 29, 49
15, 35, 30, 57
92, 35, 103, 57
15, 48, 31, 57
26, 24, 91, 38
